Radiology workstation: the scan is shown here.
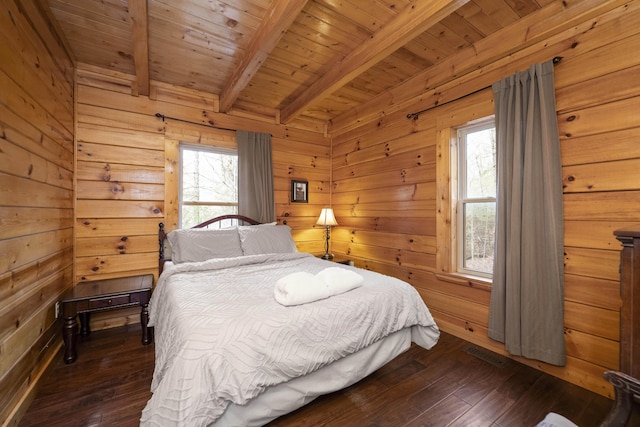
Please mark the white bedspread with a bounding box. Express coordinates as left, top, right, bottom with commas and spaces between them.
140, 252, 439, 426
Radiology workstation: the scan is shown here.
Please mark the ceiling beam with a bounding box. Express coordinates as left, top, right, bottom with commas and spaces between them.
219, 0, 308, 113
328, 0, 630, 135
128, 0, 150, 96
280, 0, 470, 124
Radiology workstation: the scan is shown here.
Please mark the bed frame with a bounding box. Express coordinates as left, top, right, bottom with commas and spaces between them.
158, 214, 261, 275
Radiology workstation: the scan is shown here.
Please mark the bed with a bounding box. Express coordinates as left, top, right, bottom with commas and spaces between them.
141, 215, 440, 426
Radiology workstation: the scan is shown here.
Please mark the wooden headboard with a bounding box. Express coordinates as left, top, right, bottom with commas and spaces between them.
158, 215, 262, 275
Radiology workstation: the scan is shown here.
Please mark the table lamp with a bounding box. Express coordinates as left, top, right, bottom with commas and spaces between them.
316, 208, 338, 260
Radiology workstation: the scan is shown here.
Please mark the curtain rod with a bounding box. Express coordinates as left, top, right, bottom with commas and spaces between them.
406, 56, 563, 121
155, 113, 237, 132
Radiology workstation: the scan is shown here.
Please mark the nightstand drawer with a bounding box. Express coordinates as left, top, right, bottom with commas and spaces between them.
88, 294, 131, 309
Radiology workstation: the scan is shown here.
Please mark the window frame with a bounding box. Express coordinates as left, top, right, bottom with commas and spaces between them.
455, 121, 496, 279
435, 107, 495, 290
178, 144, 239, 229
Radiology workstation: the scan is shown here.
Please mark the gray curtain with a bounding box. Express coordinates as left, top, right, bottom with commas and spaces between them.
237, 131, 275, 223
488, 60, 566, 366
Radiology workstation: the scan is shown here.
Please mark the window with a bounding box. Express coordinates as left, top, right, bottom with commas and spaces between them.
180, 145, 238, 228
456, 121, 496, 278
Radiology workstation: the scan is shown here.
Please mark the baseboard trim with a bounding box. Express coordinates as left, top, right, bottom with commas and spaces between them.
2, 340, 62, 427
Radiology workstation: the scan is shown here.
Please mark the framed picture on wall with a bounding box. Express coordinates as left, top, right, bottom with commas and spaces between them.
291, 179, 308, 203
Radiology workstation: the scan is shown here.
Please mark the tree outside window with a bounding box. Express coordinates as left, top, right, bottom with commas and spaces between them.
180, 146, 238, 228
457, 122, 496, 277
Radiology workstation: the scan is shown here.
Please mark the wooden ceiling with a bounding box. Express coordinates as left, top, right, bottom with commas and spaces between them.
46, 0, 551, 132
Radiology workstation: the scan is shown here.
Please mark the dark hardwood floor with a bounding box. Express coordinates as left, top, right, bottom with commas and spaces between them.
19, 324, 635, 427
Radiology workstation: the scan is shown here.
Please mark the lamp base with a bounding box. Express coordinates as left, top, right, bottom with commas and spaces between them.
321, 253, 333, 260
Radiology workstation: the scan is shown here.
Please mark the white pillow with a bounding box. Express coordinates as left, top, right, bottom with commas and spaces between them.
167, 228, 243, 263
238, 225, 298, 255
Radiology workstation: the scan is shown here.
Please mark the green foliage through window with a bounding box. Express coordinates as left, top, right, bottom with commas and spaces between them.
457, 122, 496, 277
180, 146, 238, 228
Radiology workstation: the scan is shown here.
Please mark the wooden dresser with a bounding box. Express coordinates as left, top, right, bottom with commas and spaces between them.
596, 226, 640, 426
614, 225, 640, 379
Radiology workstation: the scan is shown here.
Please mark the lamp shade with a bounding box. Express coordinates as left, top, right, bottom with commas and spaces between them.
316, 208, 338, 226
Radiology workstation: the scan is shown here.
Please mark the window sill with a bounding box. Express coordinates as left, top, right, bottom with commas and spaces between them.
434, 272, 492, 292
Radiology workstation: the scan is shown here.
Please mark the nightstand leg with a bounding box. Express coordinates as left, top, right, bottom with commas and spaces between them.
63, 315, 78, 364
79, 312, 91, 336
141, 303, 152, 345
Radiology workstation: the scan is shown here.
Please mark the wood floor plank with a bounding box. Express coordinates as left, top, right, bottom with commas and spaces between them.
404, 394, 472, 427
19, 325, 631, 427
449, 388, 519, 427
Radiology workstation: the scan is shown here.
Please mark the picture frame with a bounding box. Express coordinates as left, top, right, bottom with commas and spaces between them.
291, 179, 308, 203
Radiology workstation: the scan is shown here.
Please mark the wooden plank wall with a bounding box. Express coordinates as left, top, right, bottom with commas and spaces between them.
74, 68, 331, 331
330, 2, 640, 398
0, 0, 75, 425
4, 2, 636, 423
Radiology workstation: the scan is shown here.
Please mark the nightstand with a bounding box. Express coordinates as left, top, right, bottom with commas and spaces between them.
319, 256, 353, 266
60, 274, 153, 364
